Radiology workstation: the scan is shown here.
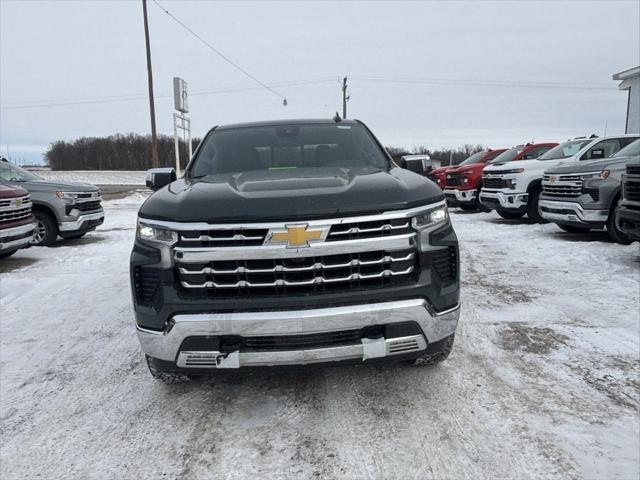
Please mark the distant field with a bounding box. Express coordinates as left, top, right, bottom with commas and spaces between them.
32, 170, 146, 186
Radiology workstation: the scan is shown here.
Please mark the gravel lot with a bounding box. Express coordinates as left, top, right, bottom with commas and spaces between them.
1, 194, 638, 479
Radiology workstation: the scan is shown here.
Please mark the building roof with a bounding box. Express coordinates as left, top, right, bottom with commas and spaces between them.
612, 66, 640, 81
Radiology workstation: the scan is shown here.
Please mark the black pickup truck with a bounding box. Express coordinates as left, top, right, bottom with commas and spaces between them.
131, 119, 460, 382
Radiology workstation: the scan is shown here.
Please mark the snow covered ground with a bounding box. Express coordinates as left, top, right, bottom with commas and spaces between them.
1, 196, 638, 479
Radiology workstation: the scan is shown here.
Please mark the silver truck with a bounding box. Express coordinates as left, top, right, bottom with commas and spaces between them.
539, 139, 640, 244
0, 162, 104, 246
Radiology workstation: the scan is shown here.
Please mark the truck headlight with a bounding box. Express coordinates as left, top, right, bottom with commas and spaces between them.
462, 177, 469, 184
137, 221, 178, 245
412, 204, 448, 230
56, 191, 79, 201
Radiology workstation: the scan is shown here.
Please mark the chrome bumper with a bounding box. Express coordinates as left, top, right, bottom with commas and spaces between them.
480, 190, 528, 209
59, 211, 105, 232
136, 299, 460, 368
0, 223, 35, 252
539, 199, 608, 224
444, 189, 476, 203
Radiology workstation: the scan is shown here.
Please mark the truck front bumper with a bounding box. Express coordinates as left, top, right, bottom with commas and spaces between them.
539, 199, 608, 226
479, 190, 528, 211
137, 299, 460, 368
0, 222, 35, 252
444, 189, 476, 205
59, 211, 105, 233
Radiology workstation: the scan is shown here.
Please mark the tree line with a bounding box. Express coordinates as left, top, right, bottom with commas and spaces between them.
386, 144, 486, 166
45, 133, 201, 170
44, 133, 483, 170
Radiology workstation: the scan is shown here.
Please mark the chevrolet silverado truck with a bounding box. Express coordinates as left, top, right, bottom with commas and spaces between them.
0, 162, 104, 246
0, 184, 35, 258
442, 148, 507, 210
616, 155, 640, 242
427, 165, 451, 189
539, 139, 639, 243
480, 135, 639, 222
131, 119, 461, 382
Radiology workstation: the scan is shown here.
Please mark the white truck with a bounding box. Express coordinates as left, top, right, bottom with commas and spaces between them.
480, 135, 639, 222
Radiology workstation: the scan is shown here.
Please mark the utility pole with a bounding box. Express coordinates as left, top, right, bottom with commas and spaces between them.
341, 76, 348, 119
142, 0, 159, 168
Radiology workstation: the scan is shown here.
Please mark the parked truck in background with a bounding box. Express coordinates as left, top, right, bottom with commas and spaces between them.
0, 162, 104, 246
480, 135, 639, 222
539, 139, 639, 243
0, 184, 35, 258
616, 155, 640, 242
442, 148, 507, 210
131, 119, 460, 382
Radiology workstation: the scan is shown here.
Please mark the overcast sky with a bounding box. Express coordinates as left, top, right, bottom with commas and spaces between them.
1, 0, 639, 164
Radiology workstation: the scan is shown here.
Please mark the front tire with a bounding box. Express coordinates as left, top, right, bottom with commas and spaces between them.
527, 189, 548, 224
607, 198, 632, 245
496, 209, 524, 220
557, 224, 591, 234
406, 334, 454, 366
61, 232, 86, 240
146, 355, 195, 383
0, 249, 17, 259
31, 210, 58, 246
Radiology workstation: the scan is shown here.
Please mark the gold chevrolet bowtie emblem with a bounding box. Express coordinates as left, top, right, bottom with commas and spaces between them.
269, 224, 325, 248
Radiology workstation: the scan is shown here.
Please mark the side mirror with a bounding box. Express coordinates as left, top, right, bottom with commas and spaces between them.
145, 168, 176, 191
590, 148, 605, 160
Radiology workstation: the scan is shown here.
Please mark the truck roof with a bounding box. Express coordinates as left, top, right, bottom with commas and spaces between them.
215, 118, 361, 131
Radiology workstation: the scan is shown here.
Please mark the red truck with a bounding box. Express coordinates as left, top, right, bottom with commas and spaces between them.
0, 184, 35, 258
444, 143, 557, 210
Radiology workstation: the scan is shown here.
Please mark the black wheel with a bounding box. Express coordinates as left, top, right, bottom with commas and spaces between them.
405, 334, 454, 366
146, 355, 194, 383
0, 249, 17, 259
557, 224, 591, 234
62, 232, 86, 240
31, 210, 58, 246
526, 189, 548, 223
607, 198, 632, 245
496, 209, 524, 220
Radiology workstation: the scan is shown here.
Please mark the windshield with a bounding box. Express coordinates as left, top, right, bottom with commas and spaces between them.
0, 162, 43, 182
190, 123, 389, 177
537, 139, 592, 160
489, 147, 523, 164
458, 151, 486, 166
613, 139, 640, 158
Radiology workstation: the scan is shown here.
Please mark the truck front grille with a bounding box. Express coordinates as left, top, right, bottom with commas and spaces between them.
0, 206, 32, 224
76, 200, 102, 212
542, 175, 582, 198
627, 165, 640, 176
624, 179, 640, 202
177, 248, 416, 295
483, 176, 507, 189
446, 173, 461, 186
177, 218, 413, 247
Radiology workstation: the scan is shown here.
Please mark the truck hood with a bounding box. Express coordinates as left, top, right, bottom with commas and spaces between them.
0, 184, 28, 198
139, 166, 444, 222
453, 163, 483, 174
542, 155, 639, 174
483, 158, 552, 173
11, 180, 99, 192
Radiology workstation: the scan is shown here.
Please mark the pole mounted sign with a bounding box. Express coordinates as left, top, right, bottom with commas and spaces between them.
172, 77, 192, 176
173, 77, 189, 113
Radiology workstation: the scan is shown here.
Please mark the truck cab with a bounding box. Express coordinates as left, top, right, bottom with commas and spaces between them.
480, 136, 638, 222
131, 119, 461, 382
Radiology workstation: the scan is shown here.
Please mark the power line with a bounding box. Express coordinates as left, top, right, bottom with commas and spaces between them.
353, 75, 613, 91
0, 78, 335, 110
151, 0, 287, 103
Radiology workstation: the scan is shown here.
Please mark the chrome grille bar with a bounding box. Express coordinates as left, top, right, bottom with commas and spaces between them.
180, 234, 265, 242
181, 266, 414, 289
179, 252, 415, 275
328, 221, 410, 237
